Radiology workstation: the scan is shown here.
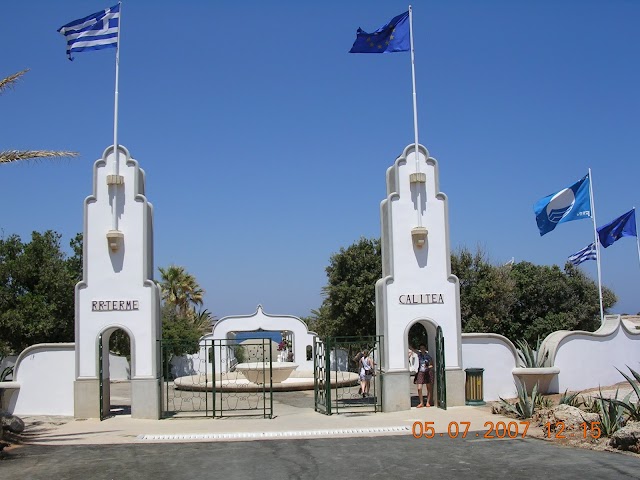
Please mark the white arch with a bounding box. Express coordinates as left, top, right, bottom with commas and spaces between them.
202, 305, 317, 371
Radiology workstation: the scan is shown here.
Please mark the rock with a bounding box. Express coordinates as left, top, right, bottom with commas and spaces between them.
609, 421, 640, 453
490, 402, 512, 416
552, 404, 600, 428
534, 404, 599, 434
0, 411, 25, 434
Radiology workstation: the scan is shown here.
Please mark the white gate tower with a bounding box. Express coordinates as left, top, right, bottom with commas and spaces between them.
74, 145, 162, 419
376, 144, 465, 411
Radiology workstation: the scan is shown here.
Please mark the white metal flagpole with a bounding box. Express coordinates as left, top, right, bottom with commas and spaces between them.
408, 5, 422, 228
111, 2, 122, 232
588, 168, 605, 323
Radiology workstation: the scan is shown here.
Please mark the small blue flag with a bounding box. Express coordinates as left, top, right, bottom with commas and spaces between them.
533, 174, 592, 236
597, 209, 637, 248
58, 3, 120, 61
349, 11, 410, 54
568, 243, 597, 266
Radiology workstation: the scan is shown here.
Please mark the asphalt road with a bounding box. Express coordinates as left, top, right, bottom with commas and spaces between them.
2, 435, 639, 480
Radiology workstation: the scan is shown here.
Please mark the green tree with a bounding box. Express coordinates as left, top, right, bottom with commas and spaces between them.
161, 304, 202, 357
311, 240, 616, 344
312, 237, 381, 337
451, 247, 516, 333
504, 261, 616, 343
0, 231, 79, 354
1, 69, 77, 164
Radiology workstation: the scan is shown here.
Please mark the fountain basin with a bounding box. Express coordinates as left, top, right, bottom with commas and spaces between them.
173, 370, 359, 392
235, 362, 298, 384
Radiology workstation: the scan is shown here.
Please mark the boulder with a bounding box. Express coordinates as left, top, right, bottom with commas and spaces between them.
609, 421, 640, 453
0, 410, 25, 434
534, 404, 599, 434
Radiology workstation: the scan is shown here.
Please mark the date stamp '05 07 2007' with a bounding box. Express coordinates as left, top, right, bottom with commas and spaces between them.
412, 421, 530, 439
412, 421, 603, 440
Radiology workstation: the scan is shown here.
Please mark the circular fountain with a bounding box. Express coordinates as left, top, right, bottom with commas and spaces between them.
173, 368, 359, 392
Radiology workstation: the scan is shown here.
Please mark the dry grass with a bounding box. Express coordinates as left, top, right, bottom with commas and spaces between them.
1, 70, 79, 164
0, 69, 29, 94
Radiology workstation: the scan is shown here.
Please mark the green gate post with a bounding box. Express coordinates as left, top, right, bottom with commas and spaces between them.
436, 326, 447, 410
325, 337, 332, 415
98, 334, 104, 420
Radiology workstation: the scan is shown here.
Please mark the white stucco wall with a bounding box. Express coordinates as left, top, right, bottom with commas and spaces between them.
7, 343, 75, 416
542, 315, 640, 392
461, 334, 518, 401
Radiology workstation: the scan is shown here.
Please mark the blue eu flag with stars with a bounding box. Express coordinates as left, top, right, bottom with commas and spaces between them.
597, 209, 637, 248
349, 11, 410, 54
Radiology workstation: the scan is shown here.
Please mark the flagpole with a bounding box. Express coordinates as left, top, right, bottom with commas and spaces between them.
112, 2, 122, 232
408, 5, 422, 228
588, 168, 605, 323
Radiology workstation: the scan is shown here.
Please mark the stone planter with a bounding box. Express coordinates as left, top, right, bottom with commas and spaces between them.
512, 367, 560, 394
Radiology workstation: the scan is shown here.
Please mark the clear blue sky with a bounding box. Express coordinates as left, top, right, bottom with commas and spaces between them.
2, 1, 640, 319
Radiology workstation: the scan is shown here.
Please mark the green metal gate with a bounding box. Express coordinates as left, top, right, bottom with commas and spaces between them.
435, 326, 447, 410
211, 338, 273, 418
314, 336, 382, 415
313, 336, 329, 414
161, 338, 272, 418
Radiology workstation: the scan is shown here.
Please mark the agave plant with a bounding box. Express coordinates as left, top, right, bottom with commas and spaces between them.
595, 387, 629, 437
536, 394, 553, 409
607, 366, 640, 421
515, 338, 549, 368
580, 395, 602, 414
558, 389, 581, 407
499, 380, 540, 419
1, 69, 78, 164
0, 353, 13, 382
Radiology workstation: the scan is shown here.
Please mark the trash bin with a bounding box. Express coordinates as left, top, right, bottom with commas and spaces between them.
465, 368, 485, 405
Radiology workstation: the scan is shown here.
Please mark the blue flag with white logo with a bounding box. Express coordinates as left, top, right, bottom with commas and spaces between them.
58, 3, 120, 61
349, 11, 410, 53
533, 174, 592, 236
597, 209, 637, 248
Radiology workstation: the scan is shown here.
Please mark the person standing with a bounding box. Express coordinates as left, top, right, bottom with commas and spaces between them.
409, 344, 434, 407
358, 349, 374, 398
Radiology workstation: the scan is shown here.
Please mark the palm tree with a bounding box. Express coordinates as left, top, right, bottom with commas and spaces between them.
1, 69, 78, 164
158, 265, 205, 318
192, 308, 215, 334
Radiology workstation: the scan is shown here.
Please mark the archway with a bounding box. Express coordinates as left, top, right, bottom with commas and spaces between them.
98, 326, 134, 419
405, 318, 442, 408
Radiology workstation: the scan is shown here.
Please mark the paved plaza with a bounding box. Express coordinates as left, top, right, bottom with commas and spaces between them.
2, 380, 639, 479
3, 434, 640, 479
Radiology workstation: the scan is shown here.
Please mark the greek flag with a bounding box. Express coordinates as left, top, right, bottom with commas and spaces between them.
58, 3, 120, 61
568, 243, 597, 266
